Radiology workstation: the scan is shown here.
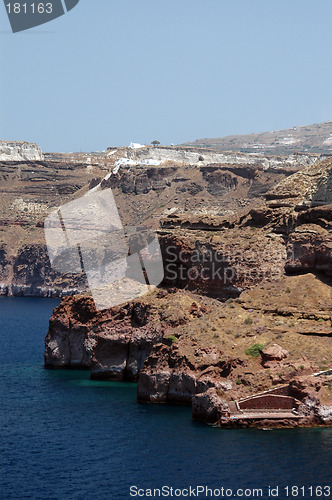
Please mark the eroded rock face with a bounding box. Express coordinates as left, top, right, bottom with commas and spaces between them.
288, 375, 332, 424
289, 376, 322, 400
192, 388, 230, 423
13, 244, 56, 287
44, 276, 331, 429
137, 343, 237, 404
297, 395, 332, 424
266, 159, 332, 204
285, 229, 332, 276
137, 371, 172, 403
203, 170, 238, 196
90, 332, 156, 380
42, 155, 332, 428
159, 229, 287, 299
246, 160, 332, 279
0, 244, 12, 284
45, 297, 95, 368
0, 141, 43, 161
45, 295, 163, 379
134, 146, 320, 170
0, 243, 86, 297
316, 405, 332, 424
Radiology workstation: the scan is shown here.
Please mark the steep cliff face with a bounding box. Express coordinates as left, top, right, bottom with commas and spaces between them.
133, 145, 322, 170
0, 141, 43, 161
102, 160, 288, 228
2, 142, 328, 295
159, 229, 287, 298
0, 243, 86, 297
137, 343, 238, 404
45, 294, 175, 378
251, 159, 332, 277
0, 152, 113, 295
137, 272, 331, 403
45, 273, 332, 379
156, 161, 332, 296
0, 139, 328, 426
0, 244, 12, 284
44, 156, 332, 429
0, 149, 297, 294
285, 228, 332, 276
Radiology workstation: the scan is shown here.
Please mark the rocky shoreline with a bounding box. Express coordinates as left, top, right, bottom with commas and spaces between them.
0, 142, 329, 429
43, 155, 332, 429
0, 283, 81, 298
44, 276, 332, 429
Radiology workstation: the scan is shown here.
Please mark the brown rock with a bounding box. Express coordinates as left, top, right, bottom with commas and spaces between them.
45, 295, 162, 377
261, 344, 289, 368
285, 230, 332, 276
137, 371, 172, 403
168, 371, 197, 404
289, 375, 322, 400
192, 388, 229, 423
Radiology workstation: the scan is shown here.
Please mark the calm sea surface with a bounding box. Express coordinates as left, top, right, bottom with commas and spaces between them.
0, 298, 331, 500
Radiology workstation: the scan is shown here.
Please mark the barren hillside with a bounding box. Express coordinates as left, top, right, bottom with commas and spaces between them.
185, 121, 332, 155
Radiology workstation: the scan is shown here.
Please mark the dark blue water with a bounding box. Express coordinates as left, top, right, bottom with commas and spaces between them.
0, 298, 331, 500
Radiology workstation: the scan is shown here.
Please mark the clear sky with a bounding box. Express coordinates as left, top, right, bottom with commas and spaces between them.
0, 0, 332, 152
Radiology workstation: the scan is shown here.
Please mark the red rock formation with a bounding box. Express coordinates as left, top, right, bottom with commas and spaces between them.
285, 230, 332, 275
45, 295, 163, 379
192, 388, 230, 423
288, 375, 322, 400
137, 342, 241, 404
261, 344, 289, 368
159, 229, 287, 299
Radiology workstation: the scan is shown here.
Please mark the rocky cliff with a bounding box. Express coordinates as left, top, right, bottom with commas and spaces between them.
0, 145, 309, 295
45, 291, 193, 378
45, 272, 331, 427
44, 155, 332, 428
0, 141, 43, 161
0, 152, 113, 296
132, 145, 322, 170
0, 243, 86, 297
1, 139, 331, 427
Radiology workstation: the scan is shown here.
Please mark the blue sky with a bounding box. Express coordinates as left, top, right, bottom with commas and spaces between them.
0, 0, 332, 152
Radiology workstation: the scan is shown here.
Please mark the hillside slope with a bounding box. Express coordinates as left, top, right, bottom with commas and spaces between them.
185, 121, 332, 155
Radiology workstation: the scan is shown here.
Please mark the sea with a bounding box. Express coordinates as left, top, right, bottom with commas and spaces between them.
0, 298, 331, 500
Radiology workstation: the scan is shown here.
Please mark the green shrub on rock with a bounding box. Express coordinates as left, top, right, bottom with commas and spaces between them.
167, 335, 177, 344
245, 343, 264, 358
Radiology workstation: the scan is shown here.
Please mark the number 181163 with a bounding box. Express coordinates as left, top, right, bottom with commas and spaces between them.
284, 485, 331, 497
6, 3, 53, 14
